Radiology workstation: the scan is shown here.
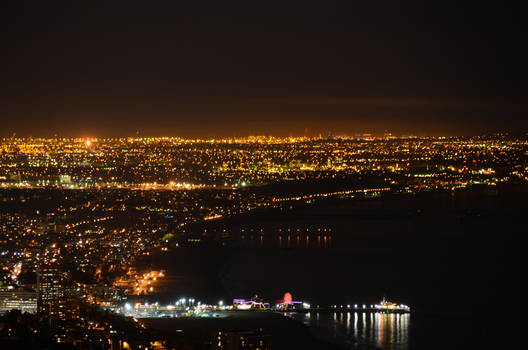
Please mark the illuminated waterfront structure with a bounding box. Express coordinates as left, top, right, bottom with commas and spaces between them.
233, 298, 269, 310
0, 289, 38, 314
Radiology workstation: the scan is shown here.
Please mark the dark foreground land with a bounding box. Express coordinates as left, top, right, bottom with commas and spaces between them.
142, 311, 344, 350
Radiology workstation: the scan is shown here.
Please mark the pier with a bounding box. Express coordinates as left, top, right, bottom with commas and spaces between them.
119, 299, 410, 318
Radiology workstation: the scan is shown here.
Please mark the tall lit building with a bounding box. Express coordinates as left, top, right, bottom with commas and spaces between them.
37, 264, 64, 318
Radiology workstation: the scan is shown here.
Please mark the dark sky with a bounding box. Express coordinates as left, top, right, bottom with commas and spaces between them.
1, 2, 526, 137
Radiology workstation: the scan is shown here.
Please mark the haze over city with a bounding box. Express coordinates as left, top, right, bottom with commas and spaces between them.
1, 2, 526, 137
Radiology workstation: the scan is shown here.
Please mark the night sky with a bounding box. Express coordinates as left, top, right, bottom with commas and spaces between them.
1, 2, 526, 137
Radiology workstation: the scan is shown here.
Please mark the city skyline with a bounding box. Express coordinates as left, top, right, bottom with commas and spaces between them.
3, 128, 528, 139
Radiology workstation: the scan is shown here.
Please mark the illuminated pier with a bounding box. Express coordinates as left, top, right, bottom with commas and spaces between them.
118, 298, 410, 318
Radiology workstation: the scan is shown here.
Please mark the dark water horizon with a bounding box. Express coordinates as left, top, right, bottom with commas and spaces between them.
135, 186, 523, 349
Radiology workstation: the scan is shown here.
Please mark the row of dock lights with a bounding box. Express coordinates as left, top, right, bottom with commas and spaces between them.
332, 304, 363, 309
175, 297, 198, 306
330, 302, 410, 311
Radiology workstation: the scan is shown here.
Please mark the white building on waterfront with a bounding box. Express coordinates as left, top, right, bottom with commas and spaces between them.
0, 289, 38, 314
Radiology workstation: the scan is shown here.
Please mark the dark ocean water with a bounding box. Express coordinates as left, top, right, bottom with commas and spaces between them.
138, 186, 524, 349
289, 311, 410, 350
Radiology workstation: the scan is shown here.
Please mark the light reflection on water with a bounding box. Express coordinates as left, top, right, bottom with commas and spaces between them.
290, 311, 410, 350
